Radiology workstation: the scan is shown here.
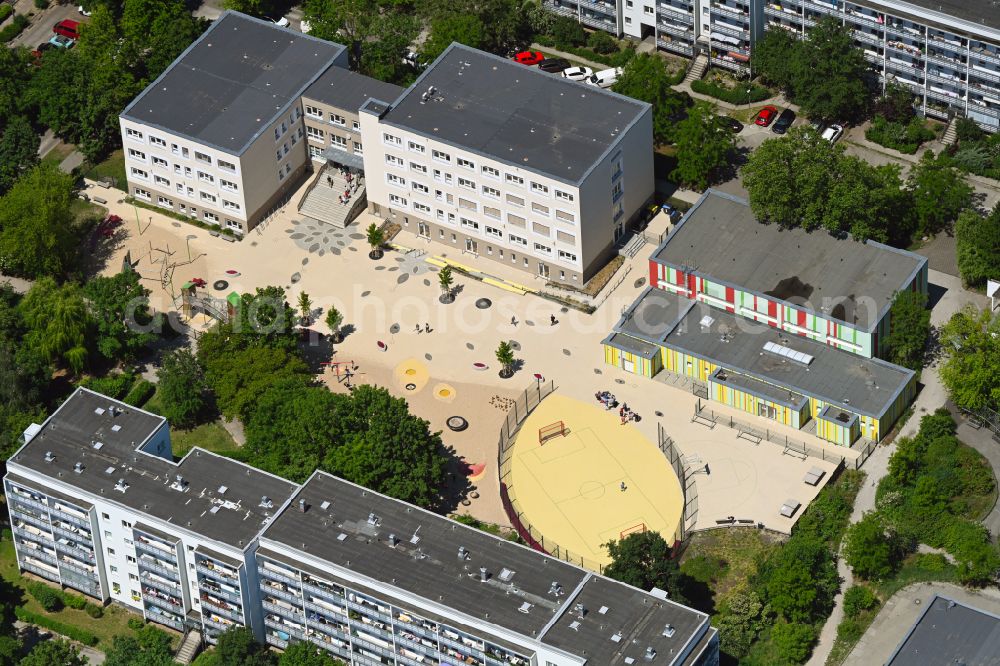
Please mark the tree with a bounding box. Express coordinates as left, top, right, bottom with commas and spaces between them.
0, 116, 39, 194
201, 346, 310, 422
613, 54, 689, 145
495, 340, 515, 378
84, 269, 156, 362
19, 639, 88, 666
104, 634, 173, 666
18, 278, 91, 373
298, 291, 313, 325
214, 626, 275, 666
789, 17, 871, 122
907, 151, 973, 237
422, 14, 485, 61
548, 15, 586, 48
366, 222, 385, 259
842, 585, 878, 618
278, 642, 342, 666
939, 306, 1000, 411
0, 162, 79, 279
883, 290, 930, 371
603, 532, 686, 602
223, 286, 299, 353
956, 205, 1000, 288
771, 622, 817, 663
302, 0, 380, 70
359, 13, 419, 84
325, 307, 344, 342
121, 0, 204, 76
222, 0, 277, 19
714, 583, 766, 658
587, 30, 618, 55
751, 28, 798, 91
438, 265, 454, 303
760, 536, 838, 623
156, 349, 211, 429
843, 513, 902, 581
874, 81, 917, 123
671, 101, 735, 190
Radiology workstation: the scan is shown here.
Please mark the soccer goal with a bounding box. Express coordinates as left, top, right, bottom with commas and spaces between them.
538, 420, 567, 445
620, 522, 647, 539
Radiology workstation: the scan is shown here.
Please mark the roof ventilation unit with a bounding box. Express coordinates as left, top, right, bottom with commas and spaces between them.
662, 624, 675, 638
298, 499, 307, 512
44, 451, 55, 463
644, 647, 657, 661
366, 512, 380, 527
548, 581, 564, 596
114, 479, 129, 493
259, 496, 273, 509
73, 462, 84, 474
387, 534, 398, 548
170, 475, 187, 491
479, 567, 488, 582
457, 546, 469, 560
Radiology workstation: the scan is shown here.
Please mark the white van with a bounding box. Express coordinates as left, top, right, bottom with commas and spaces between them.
587, 67, 623, 89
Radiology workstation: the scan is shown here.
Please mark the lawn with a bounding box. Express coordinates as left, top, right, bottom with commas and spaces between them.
40, 143, 73, 169
82, 149, 127, 191
143, 388, 240, 459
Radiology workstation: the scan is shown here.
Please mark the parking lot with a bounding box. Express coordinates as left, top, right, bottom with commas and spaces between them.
7, 0, 83, 51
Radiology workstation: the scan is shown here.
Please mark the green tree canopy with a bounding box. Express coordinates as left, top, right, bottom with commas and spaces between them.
156, 348, 212, 429
200, 345, 310, 422
843, 513, 902, 581
19, 639, 88, 666
907, 150, 974, 237
0, 115, 39, 195
214, 626, 275, 666
603, 531, 686, 602
751, 28, 798, 91
422, 14, 485, 62
18, 277, 91, 374
955, 205, 1000, 288
104, 632, 173, 666
84, 268, 156, 362
278, 640, 344, 666
771, 622, 817, 663
939, 307, 1000, 412
883, 290, 930, 371
671, 101, 735, 190
613, 53, 689, 146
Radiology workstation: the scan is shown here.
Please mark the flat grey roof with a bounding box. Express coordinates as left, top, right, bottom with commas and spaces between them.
262, 472, 709, 660
887, 595, 1000, 665
875, 0, 1000, 33
617, 287, 693, 344
659, 295, 914, 418
651, 190, 927, 330
9, 388, 298, 549
121, 11, 345, 154
602, 332, 660, 360
378, 43, 650, 185
302, 67, 403, 115
711, 368, 809, 410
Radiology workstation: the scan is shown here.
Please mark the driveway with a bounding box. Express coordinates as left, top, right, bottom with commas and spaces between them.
953, 416, 1000, 539
8, 1, 82, 50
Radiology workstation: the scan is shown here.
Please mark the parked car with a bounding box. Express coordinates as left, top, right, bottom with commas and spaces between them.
809, 118, 825, 133
77, 5, 91, 15
512, 51, 544, 65
821, 124, 844, 143
587, 67, 623, 89
49, 35, 76, 49
53, 19, 81, 40
537, 58, 570, 73
561, 66, 594, 81
771, 108, 796, 134
754, 105, 778, 127
721, 116, 744, 133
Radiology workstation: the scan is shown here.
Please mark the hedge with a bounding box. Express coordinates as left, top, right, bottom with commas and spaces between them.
77, 372, 137, 400
0, 5, 12, 21
27, 582, 63, 612
533, 34, 637, 68
865, 115, 935, 154
690, 79, 772, 105
124, 379, 156, 407
0, 15, 28, 43
127, 197, 237, 237
14, 607, 100, 646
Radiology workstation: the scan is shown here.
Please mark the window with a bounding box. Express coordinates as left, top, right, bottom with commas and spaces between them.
482, 165, 500, 178
556, 210, 575, 223
276, 150, 283, 162
509, 234, 527, 246
385, 154, 404, 167
124, 538, 133, 545
194, 151, 211, 164
197, 171, 214, 184
292, 107, 301, 121
508, 214, 526, 228
389, 193, 408, 207
458, 198, 477, 211
354, 142, 363, 155
200, 191, 217, 203
506, 173, 524, 186
308, 145, 323, 159
133, 187, 150, 200
157, 196, 172, 207
626, 0, 633, 6
458, 177, 475, 190
152, 156, 168, 168
531, 182, 549, 195
219, 160, 236, 172
384, 133, 402, 146
331, 135, 347, 149
460, 217, 479, 231
280, 121, 288, 135
176, 183, 184, 194
112, 583, 122, 595
204, 211, 218, 222
533, 222, 551, 236
305, 105, 323, 119
107, 547, 115, 556
532, 202, 550, 216
307, 126, 325, 141
482, 185, 500, 199
171, 143, 181, 155
408, 141, 425, 153
283, 142, 289, 156
534, 243, 552, 254
457, 157, 475, 169
612, 182, 623, 200
102, 512, 110, 519
412, 182, 429, 194
433, 169, 452, 185
131, 590, 140, 602
128, 148, 146, 160
644, 5, 654, 14
330, 113, 346, 126
104, 530, 112, 537
506, 194, 524, 207
128, 573, 138, 582
227, 219, 241, 230
278, 168, 284, 181
125, 128, 143, 141
223, 200, 240, 211
485, 226, 502, 239
173, 163, 182, 175
154, 175, 170, 186
294, 128, 302, 142
625, 15, 632, 24
284, 163, 291, 176
557, 230, 575, 244
182, 147, 190, 159
410, 162, 427, 174
186, 186, 195, 197
436, 209, 445, 222
184, 167, 192, 177
149, 136, 166, 148
432, 149, 451, 163
555, 189, 574, 202
352, 120, 361, 131
221, 179, 238, 192
130, 167, 149, 180
484, 206, 500, 219
387, 173, 406, 187
109, 565, 118, 574
414, 201, 431, 214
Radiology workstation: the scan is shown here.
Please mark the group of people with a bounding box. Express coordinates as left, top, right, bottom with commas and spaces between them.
325, 168, 362, 205
618, 403, 640, 425
596, 390, 617, 410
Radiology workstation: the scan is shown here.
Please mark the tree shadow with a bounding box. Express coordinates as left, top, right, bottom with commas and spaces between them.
677, 572, 717, 615
712, 145, 752, 185
436, 444, 474, 514
298, 330, 335, 374
338, 323, 357, 341
85, 227, 129, 276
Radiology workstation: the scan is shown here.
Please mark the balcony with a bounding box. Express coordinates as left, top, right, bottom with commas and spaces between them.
147, 610, 184, 631
306, 631, 353, 661
805, 0, 838, 16
883, 22, 923, 41
203, 616, 237, 634
926, 50, 964, 67
9, 499, 48, 521
657, 2, 693, 22
657, 21, 693, 39
138, 555, 180, 580
970, 65, 1000, 85
143, 590, 183, 613
18, 544, 58, 566
925, 70, 965, 86
712, 2, 748, 18
657, 38, 694, 56
712, 21, 749, 40
542, 0, 577, 17
54, 540, 96, 564
134, 537, 174, 558
265, 634, 288, 649
578, 0, 615, 15
20, 559, 61, 583
201, 596, 244, 623
11, 494, 50, 515
142, 572, 182, 595
49, 504, 89, 526
13, 522, 52, 542
765, 5, 803, 21
262, 599, 303, 620
58, 557, 97, 579
843, 8, 881, 27
200, 580, 241, 604
258, 564, 300, 587
852, 30, 880, 46
62, 577, 101, 599
925, 88, 962, 104
580, 13, 615, 30
970, 45, 1000, 65
261, 581, 302, 605
196, 562, 238, 582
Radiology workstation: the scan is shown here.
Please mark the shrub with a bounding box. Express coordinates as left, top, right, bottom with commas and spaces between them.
865, 115, 935, 154
14, 607, 99, 646
0, 14, 28, 43
84, 603, 103, 618
0, 5, 12, 21
548, 15, 586, 48
63, 592, 87, 610
836, 617, 864, 643
27, 582, 64, 612
78, 372, 137, 400
123, 379, 155, 407
771, 622, 817, 663
842, 585, 878, 618
33, 0, 48, 9
690, 79, 771, 105
127, 617, 146, 631
587, 30, 618, 54
955, 117, 985, 142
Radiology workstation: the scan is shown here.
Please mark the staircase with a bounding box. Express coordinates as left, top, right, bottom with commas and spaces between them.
684, 54, 709, 85
618, 232, 647, 258
174, 629, 201, 665
941, 117, 959, 147
298, 165, 367, 228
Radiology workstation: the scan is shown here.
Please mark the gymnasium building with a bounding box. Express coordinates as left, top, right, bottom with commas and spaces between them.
603, 190, 923, 445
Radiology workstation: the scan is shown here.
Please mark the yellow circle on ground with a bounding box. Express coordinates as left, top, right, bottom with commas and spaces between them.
393, 358, 429, 393
508, 394, 684, 569
433, 383, 456, 403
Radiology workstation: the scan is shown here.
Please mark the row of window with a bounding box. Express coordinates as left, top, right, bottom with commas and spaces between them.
306, 127, 363, 155
125, 128, 236, 172
131, 168, 241, 210
303, 105, 360, 131
134, 188, 242, 230
275, 128, 303, 162
127, 149, 240, 191
273, 108, 303, 143
407, 216, 580, 265
380, 134, 575, 202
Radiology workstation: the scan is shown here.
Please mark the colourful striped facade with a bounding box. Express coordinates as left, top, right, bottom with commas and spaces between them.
603, 344, 660, 378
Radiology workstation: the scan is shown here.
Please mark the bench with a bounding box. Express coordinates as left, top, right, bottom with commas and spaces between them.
779, 499, 801, 518
803, 466, 825, 486
92, 196, 108, 205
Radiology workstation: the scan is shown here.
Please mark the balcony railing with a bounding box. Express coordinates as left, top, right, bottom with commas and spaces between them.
196, 562, 238, 582
657, 3, 694, 22
577, 0, 615, 15
143, 590, 184, 613
580, 14, 615, 29
657, 21, 693, 39
49, 504, 89, 526
20, 559, 61, 583
970, 46, 1000, 65
712, 2, 748, 18
134, 539, 176, 560
51, 522, 91, 544
18, 545, 58, 566
142, 572, 182, 595
657, 39, 694, 55
147, 611, 184, 631
257, 564, 300, 587
138, 556, 180, 581
54, 541, 96, 564
542, 1, 577, 17
200, 581, 241, 605
58, 557, 97, 579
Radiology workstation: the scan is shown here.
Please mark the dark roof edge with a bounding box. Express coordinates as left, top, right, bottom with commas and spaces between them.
884, 594, 1000, 665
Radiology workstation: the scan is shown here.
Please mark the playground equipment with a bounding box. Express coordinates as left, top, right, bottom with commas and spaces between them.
538, 420, 567, 445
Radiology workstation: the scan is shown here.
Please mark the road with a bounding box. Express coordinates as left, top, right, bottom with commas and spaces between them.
8, 0, 81, 51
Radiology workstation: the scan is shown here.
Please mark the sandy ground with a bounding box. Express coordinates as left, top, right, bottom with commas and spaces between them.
89, 175, 848, 534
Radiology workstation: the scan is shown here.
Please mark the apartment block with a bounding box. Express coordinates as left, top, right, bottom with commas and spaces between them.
6, 389, 720, 665
119, 12, 348, 234
5, 388, 299, 643
544, 0, 1000, 130
360, 44, 654, 284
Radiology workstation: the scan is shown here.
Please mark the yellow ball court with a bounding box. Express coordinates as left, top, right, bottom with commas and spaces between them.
503, 394, 684, 569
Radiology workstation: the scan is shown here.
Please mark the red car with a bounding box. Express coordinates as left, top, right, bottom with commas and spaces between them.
754, 105, 778, 127
512, 51, 544, 66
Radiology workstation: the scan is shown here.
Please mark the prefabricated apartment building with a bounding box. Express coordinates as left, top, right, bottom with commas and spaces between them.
5, 388, 720, 666
120, 12, 654, 285
544, 0, 1000, 131
604, 190, 924, 446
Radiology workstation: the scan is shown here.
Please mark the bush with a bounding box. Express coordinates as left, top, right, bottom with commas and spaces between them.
84, 603, 103, 618
127, 617, 146, 631
955, 117, 985, 143
77, 372, 137, 400
842, 585, 878, 619
865, 115, 935, 154
62, 592, 87, 610
771, 622, 817, 663
549, 15, 586, 48
587, 30, 618, 54
0, 14, 28, 43
836, 617, 865, 643
33, 0, 49, 9
27, 582, 64, 612
14, 607, 99, 646
0, 5, 12, 21
123, 379, 155, 407
690, 78, 772, 105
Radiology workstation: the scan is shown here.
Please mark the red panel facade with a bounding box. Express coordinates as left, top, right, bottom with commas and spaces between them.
767, 301, 777, 327
649, 260, 659, 289
725, 286, 735, 313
